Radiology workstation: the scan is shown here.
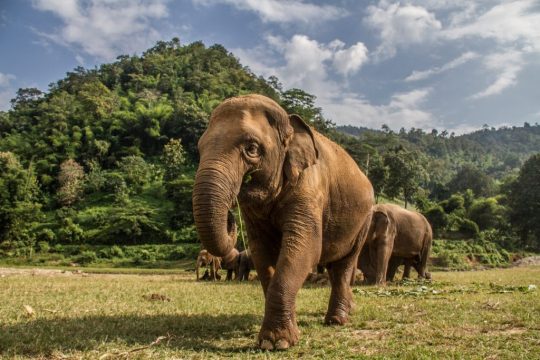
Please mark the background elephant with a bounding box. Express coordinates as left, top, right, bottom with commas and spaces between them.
360, 204, 432, 286
196, 249, 221, 281
196, 211, 239, 281
237, 249, 255, 281
192, 94, 374, 350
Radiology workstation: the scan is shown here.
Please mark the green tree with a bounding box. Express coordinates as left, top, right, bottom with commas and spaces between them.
162, 138, 186, 181
447, 165, 495, 197
384, 148, 427, 208
367, 153, 388, 202
0, 152, 42, 245
507, 154, 540, 248
57, 159, 85, 207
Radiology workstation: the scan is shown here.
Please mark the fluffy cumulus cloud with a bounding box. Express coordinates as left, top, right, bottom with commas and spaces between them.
192, 0, 346, 23
405, 51, 479, 82
322, 88, 435, 130
32, 0, 169, 60
364, 0, 442, 60
234, 34, 368, 97
234, 34, 436, 130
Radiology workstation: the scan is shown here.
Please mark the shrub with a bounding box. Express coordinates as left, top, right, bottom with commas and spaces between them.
436, 250, 471, 270
458, 218, 480, 238
110, 245, 124, 258
424, 205, 448, 236
117, 156, 152, 193
57, 218, 85, 243
75, 250, 98, 265
37, 241, 50, 253
168, 246, 186, 260
133, 249, 155, 264
37, 228, 56, 244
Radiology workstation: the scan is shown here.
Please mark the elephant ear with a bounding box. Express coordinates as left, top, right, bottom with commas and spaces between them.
283, 114, 319, 186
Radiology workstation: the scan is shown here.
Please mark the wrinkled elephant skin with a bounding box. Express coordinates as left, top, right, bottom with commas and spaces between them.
192, 94, 374, 350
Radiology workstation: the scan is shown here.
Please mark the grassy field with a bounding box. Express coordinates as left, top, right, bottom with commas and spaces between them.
1, 266, 539, 359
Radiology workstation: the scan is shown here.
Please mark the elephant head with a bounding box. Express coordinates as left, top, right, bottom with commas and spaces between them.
368, 208, 395, 245
192, 95, 318, 257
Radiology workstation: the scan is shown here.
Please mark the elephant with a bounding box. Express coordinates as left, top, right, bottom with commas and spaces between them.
192, 94, 374, 350
359, 204, 432, 286
237, 249, 255, 281
196, 211, 240, 281
196, 249, 221, 281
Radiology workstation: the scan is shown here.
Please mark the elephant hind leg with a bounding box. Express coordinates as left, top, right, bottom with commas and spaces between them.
325, 249, 359, 325
417, 233, 432, 279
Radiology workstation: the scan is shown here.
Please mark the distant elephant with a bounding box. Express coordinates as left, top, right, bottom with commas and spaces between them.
237, 249, 255, 281
192, 94, 374, 350
196, 211, 240, 281
359, 204, 432, 286
196, 249, 221, 281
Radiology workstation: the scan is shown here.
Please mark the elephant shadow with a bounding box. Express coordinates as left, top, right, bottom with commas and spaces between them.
0, 313, 260, 356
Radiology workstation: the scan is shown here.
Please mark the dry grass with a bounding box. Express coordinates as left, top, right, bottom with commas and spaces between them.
1, 267, 539, 359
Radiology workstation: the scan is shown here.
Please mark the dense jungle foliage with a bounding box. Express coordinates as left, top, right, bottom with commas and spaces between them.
0, 38, 539, 266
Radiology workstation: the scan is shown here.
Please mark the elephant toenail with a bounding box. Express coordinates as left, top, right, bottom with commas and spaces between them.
260, 339, 274, 351
275, 339, 290, 350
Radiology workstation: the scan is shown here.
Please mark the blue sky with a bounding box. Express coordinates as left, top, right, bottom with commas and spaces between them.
1, 0, 539, 133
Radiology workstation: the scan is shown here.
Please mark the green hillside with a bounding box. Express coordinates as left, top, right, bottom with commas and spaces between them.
0, 38, 538, 267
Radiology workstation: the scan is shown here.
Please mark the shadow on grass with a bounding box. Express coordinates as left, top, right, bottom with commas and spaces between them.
0, 313, 260, 356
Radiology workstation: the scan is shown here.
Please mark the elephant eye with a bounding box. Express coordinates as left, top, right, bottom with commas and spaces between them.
244, 143, 260, 158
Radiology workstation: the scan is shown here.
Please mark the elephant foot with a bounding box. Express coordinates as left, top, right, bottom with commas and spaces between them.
258, 321, 300, 351
324, 314, 349, 325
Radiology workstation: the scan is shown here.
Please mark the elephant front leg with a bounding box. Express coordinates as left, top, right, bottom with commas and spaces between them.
258, 234, 316, 350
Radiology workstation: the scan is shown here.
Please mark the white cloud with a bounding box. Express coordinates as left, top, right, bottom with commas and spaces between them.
332, 42, 369, 76
442, 0, 540, 51
471, 50, 525, 99
235, 33, 436, 130
405, 51, 479, 81
234, 34, 368, 98
32, 0, 169, 60
322, 88, 436, 130
0, 73, 16, 88
364, 1, 442, 60
192, 0, 346, 24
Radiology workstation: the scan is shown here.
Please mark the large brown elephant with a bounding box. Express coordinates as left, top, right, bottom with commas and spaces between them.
192, 94, 374, 350
360, 204, 432, 285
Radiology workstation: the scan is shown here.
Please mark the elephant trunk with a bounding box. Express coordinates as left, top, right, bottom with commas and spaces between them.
193, 165, 240, 258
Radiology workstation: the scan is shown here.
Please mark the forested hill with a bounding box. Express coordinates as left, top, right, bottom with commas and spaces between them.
336, 124, 540, 178
0, 38, 539, 252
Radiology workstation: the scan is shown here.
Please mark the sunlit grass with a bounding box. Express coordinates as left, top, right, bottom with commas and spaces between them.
1, 267, 538, 359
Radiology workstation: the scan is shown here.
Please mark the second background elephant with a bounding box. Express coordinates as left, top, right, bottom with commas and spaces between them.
359, 204, 432, 285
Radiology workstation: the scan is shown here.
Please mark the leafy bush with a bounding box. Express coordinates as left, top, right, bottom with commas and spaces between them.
37, 228, 56, 244
424, 205, 448, 236
56, 218, 85, 243
436, 250, 471, 270
458, 218, 480, 238
75, 250, 97, 265
117, 156, 153, 193
37, 241, 50, 253
89, 204, 169, 245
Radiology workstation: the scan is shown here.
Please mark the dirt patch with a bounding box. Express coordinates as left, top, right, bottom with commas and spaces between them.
512, 256, 540, 267
0, 267, 78, 277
